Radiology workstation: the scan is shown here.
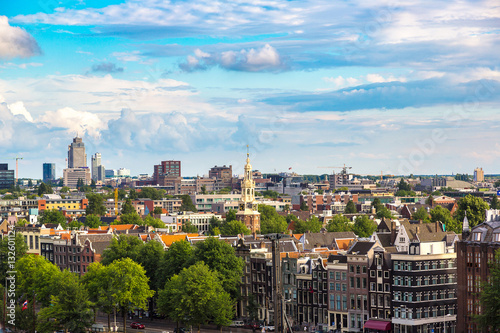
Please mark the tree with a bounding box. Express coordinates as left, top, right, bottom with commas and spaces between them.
300, 201, 308, 211
259, 205, 288, 234
494, 180, 500, 188
77, 178, 84, 190
121, 199, 135, 215
37, 182, 53, 196
104, 258, 154, 333
101, 234, 144, 265
16, 254, 61, 307
454, 194, 489, 229
67, 220, 83, 229
157, 262, 234, 333
140, 187, 163, 200
136, 240, 165, 290
474, 249, 500, 330
143, 215, 165, 228
376, 206, 393, 219
128, 189, 139, 200
491, 195, 500, 210
85, 214, 102, 228
156, 240, 193, 290
201, 185, 207, 194
345, 200, 357, 214
82, 263, 115, 331
28, 179, 33, 187
294, 216, 323, 234
429, 205, 453, 226
0, 232, 28, 282
60, 186, 70, 193
179, 195, 197, 212
352, 215, 377, 238
182, 221, 198, 233
192, 237, 244, 298
425, 195, 434, 206
153, 206, 163, 215
40, 209, 66, 225
220, 220, 251, 235
397, 178, 411, 192
225, 209, 236, 222
371, 198, 382, 211
208, 216, 223, 235
86, 193, 107, 216
118, 212, 143, 225
37, 270, 94, 333
412, 207, 431, 222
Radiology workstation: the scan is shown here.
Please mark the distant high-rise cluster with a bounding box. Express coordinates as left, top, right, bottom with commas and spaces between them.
42, 163, 56, 183
63, 136, 91, 188
91, 153, 106, 182
473, 167, 484, 182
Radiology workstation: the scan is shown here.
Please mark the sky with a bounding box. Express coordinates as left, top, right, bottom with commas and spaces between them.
1, 0, 499, 179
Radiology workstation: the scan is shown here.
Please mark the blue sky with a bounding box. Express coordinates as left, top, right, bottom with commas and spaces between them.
1, 0, 499, 179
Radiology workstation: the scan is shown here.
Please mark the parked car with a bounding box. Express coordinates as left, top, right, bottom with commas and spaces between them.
244, 322, 260, 329
130, 322, 145, 329
263, 325, 275, 331
231, 320, 245, 327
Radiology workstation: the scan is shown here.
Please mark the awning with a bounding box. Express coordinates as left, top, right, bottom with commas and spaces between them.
364, 320, 392, 330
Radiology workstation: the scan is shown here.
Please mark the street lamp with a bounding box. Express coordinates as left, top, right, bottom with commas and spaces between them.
443, 313, 451, 333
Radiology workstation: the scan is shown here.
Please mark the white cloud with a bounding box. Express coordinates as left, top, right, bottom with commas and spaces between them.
8, 101, 33, 122
38, 107, 105, 138
0, 16, 41, 59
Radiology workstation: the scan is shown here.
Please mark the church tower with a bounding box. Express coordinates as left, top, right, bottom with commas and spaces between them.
236, 147, 261, 233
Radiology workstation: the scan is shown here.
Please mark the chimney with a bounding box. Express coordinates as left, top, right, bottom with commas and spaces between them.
260, 241, 266, 249
436, 221, 439, 232
391, 221, 397, 245
416, 226, 420, 234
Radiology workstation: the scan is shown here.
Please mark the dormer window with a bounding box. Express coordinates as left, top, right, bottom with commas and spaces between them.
473, 232, 482, 242
494, 233, 500, 242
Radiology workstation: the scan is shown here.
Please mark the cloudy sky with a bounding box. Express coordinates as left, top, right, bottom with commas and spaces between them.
1, 0, 499, 179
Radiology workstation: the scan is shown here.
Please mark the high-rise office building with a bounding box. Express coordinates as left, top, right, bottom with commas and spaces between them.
473, 167, 484, 182
91, 153, 105, 181
68, 136, 87, 168
0, 164, 15, 190
43, 163, 56, 183
154, 160, 181, 184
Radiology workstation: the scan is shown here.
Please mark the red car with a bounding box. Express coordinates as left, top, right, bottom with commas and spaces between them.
130, 322, 145, 329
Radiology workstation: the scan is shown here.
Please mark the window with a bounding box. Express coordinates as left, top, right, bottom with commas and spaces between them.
378, 270, 382, 278
330, 294, 335, 309
384, 271, 390, 279
336, 272, 341, 280
350, 265, 354, 273
362, 266, 367, 274
356, 266, 360, 274
370, 270, 376, 278
356, 277, 360, 289
350, 277, 354, 288
330, 283, 335, 290
336, 283, 341, 291
342, 272, 347, 280
329, 271, 335, 279
370, 282, 376, 291
474, 232, 482, 241
342, 295, 347, 310
342, 283, 347, 291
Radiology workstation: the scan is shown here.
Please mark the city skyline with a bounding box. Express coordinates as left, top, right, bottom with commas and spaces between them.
1, 0, 499, 178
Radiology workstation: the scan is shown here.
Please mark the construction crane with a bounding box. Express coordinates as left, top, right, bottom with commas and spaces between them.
114, 188, 119, 216
9, 156, 24, 185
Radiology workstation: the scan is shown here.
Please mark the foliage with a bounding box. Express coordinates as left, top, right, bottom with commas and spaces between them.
121, 198, 135, 215
220, 219, 251, 235
67, 220, 83, 229
16, 254, 61, 307
300, 201, 308, 211
425, 195, 434, 205
192, 237, 244, 298
143, 215, 165, 228
201, 185, 207, 194
260, 190, 280, 198
158, 262, 234, 331
395, 190, 417, 197
397, 178, 411, 192
326, 214, 352, 232
101, 234, 144, 265
491, 195, 500, 210
208, 216, 223, 235
412, 207, 431, 222
246, 294, 260, 322
60, 186, 70, 193
345, 200, 357, 214
352, 215, 377, 237
179, 194, 197, 212
84, 214, 102, 228
474, 249, 500, 330
82, 263, 115, 331
37, 182, 53, 196
429, 205, 453, 226
431, 190, 442, 196
494, 180, 500, 188
258, 204, 288, 234
371, 198, 382, 210
335, 187, 349, 192
225, 209, 237, 222
128, 189, 139, 200
153, 206, 164, 215
37, 270, 94, 333
376, 206, 393, 219
136, 240, 165, 290
294, 216, 323, 234
182, 221, 198, 233
85, 193, 107, 216
156, 240, 193, 289
16, 218, 28, 227
0, 232, 28, 282
139, 187, 164, 200
118, 212, 143, 225
454, 194, 489, 229
40, 209, 66, 225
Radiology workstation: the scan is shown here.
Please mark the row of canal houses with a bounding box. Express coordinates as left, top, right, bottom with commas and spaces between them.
234, 218, 459, 333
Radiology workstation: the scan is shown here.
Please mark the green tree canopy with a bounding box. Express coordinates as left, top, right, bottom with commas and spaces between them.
37, 270, 94, 333
454, 194, 489, 229
220, 219, 251, 235
117, 212, 142, 225
0, 232, 28, 282
376, 206, 393, 219
300, 201, 308, 211
153, 206, 164, 215
86, 193, 107, 216
37, 182, 53, 196
412, 207, 431, 222
259, 204, 288, 234
182, 221, 198, 233
60, 186, 70, 193
326, 214, 352, 233
192, 237, 244, 298
121, 198, 135, 215
397, 178, 411, 192
494, 180, 500, 188
156, 240, 193, 289
143, 215, 165, 228
490, 195, 500, 210
371, 198, 382, 210
225, 209, 237, 222
475, 249, 500, 330
100, 234, 144, 265
208, 216, 222, 235
158, 262, 234, 332
84, 214, 102, 228
345, 200, 357, 214
179, 195, 197, 212
40, 209, 66, 225
139, 187, 163, 200
136, 240, 165, 290
294, 216, 323, 234
67, 220, 83, 229
352, 215, 377, 238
